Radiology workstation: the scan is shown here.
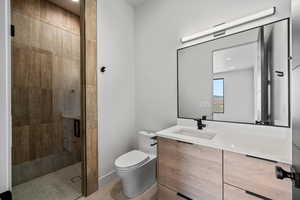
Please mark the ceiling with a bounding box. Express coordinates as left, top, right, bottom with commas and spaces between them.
48, 0, 80, 16
47, 0, 146, 16
213, 42, 258, 74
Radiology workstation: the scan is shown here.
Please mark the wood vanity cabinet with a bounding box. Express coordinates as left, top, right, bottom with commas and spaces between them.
224, 151, 292, 200
157, 137, 291, 200
157, 137, 223, 200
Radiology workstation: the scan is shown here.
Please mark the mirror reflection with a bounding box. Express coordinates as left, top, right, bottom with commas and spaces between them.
178, 19, 289, 127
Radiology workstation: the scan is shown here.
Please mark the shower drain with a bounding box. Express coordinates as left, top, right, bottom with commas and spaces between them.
70, 176, 82, 183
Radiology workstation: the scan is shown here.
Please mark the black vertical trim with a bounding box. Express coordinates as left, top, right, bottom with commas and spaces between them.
74, 119, 80, 137
80, 0, 87, 196
10, 25, 15, 37
0, 191, 12, 200
222, 150, 224, 200
287, 18, 291, 128
177, 49, 179, 119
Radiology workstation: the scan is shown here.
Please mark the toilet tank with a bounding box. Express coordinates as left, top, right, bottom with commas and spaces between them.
138, 131, 157, 155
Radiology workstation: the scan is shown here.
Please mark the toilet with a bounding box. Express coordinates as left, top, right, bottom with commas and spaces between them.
114, 131, 157, 198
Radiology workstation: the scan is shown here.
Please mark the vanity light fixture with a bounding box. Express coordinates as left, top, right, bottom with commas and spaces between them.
72, 0, 79, 2
181, 7, 276, 43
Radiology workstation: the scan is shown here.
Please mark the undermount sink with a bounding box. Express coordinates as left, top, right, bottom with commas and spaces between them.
173, 128, 216, 140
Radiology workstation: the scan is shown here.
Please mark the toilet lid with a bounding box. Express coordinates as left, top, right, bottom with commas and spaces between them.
115, 150, 149, 169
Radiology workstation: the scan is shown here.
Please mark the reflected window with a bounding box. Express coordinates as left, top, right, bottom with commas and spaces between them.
213, 79, 224, 113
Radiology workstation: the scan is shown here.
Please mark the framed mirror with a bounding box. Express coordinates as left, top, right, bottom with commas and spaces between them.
177, 19, 290, 127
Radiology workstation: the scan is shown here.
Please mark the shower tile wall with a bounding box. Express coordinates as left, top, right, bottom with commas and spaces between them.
11, 0, 81, 186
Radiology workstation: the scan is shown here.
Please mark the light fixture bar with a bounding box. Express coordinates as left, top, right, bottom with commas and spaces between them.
181, 7, 276, 43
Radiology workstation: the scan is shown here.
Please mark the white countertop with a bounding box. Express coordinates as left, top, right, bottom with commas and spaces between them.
156, 120, 292, 164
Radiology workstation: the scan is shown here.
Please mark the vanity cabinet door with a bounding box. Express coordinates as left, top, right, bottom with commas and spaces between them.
224, 151, 292, 200
158, 137, 223, 200
224, 184, 265, 200
158, 185, 187, 200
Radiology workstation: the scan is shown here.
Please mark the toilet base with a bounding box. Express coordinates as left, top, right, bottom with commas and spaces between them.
117, 156, 156, 198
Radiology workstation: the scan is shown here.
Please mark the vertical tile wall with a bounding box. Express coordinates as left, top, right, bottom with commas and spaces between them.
82, 0, 98, 195
11, 0, 81, 185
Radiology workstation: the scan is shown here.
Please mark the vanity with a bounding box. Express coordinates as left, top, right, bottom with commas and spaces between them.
156, 121, 292, 200
157, 18, 292, 200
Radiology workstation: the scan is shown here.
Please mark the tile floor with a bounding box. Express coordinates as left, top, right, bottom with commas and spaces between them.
13, 163, 82, 200
13, 162, 157, 200
79, 178, 157, 200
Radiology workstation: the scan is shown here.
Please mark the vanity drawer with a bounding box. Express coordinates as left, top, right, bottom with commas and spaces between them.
158, 137, 222, 200
224, 151, 292, 200
224, 184, 269, 200
158, 185, 188, 200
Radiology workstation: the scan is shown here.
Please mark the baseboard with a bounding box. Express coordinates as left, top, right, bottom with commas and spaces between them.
0, 191, 12, 200
98, 170, 117, 186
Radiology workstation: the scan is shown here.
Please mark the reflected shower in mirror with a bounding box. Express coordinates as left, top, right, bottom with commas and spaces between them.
178, 19, 290, 127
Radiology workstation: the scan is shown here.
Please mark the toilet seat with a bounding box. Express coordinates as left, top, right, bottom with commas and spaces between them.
115, 150, 150, 171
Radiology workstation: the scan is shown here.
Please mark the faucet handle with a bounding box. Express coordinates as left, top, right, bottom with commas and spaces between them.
151, 136, 157, 140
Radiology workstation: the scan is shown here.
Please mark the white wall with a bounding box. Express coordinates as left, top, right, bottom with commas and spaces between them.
98, 0, 136, 184
135, 0, 290, 131
0, 0, 11, 193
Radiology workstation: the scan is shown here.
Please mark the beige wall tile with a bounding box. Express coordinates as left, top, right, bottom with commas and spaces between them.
25, 0, 41, 19
12, 43, 30, 88
12, 13, 31, 48
12, 126, 30, 165
52, 88, 64, 121
52, 56, 64, 89
12, 88, 29, 126
53, 121, 64, 153
29, 18, 41, 49
29, 50, 42, 88
29, 88, 42, 125
40, 0, 55, 25
85, 0, 97, 41
41, 89, 53, 123
53, 28, 63, 56
86, 128, 98, 195
12, 0, 41, 19
86, 86, 97, 121
41, 53, 53, 89
83, 0, 98, 195
11, 0, 26, 13
71, 59, 81, 89
72, 34, 81, 60
63, 30, 73, 58
62, 11, 73, 32
39, 22, 55, 53
86, 41, 97, 86
63, 58, 74, 89
71, 15, 81, 35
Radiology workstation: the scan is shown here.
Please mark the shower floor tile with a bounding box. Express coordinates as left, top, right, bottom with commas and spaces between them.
13, 162, 82, 200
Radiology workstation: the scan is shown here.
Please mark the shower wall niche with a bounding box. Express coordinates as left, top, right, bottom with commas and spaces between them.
11, 0, 81, 185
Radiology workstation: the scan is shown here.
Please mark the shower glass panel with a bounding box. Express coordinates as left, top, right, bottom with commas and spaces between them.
11, 0, 82, 199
